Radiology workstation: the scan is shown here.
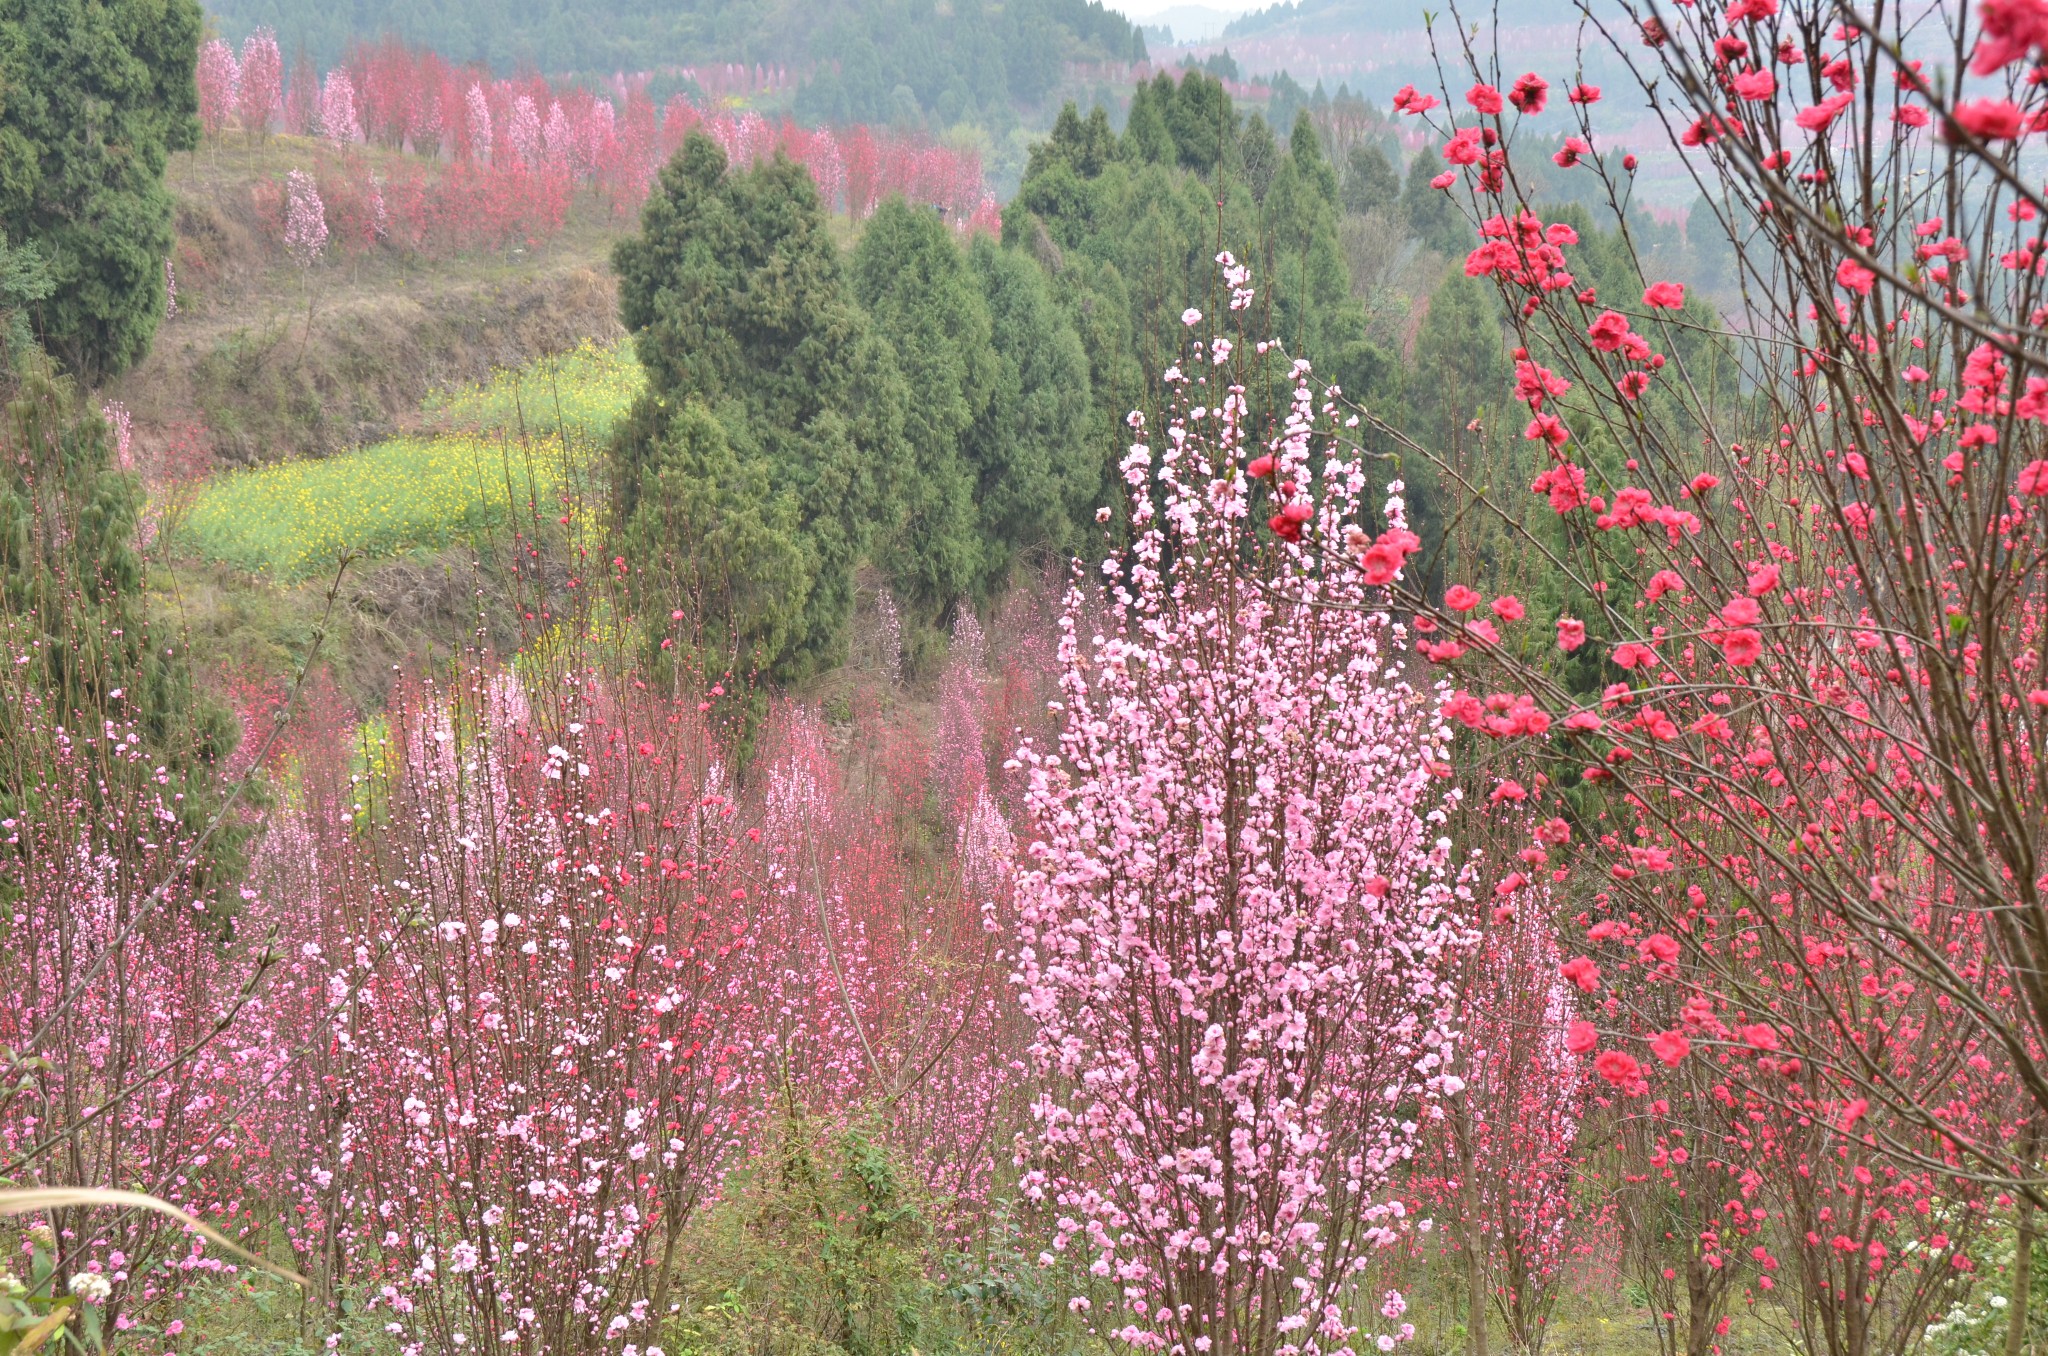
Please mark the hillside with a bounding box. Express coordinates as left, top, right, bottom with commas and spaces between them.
201, 0, 1147, 123
1224, 0, 1566, 36
113, 139, 624, 468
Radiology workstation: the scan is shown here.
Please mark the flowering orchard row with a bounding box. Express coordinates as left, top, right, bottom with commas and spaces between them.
200, 32, 997, 259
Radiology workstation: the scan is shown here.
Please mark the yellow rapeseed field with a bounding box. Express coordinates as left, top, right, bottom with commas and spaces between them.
181, 433, 572, 580
180, 346, 639, 579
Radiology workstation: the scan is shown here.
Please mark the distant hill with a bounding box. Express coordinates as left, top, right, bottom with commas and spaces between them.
1194, 0, 1632, 103
204, 0, 1146, 121
1225, 0, 1565, 38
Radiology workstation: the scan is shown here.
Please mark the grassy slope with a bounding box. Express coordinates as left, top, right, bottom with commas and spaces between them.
127, 139, 637, 714
112, 136, 627, 464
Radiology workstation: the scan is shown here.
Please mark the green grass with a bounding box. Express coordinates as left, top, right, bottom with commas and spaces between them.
422, 338, 643, 441
179, 433, 571, 579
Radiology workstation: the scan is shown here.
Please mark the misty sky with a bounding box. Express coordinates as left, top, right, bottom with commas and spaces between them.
1106, 1, 1263, 20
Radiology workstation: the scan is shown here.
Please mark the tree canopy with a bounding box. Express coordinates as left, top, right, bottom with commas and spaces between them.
0, 0, 200, 379
612, 134, 905, 690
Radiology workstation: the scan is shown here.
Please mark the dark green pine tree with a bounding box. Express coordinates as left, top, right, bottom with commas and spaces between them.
963, 235, 1094, 598
1121, 76, 1177, 166
1342, 141, 1400, 217
0, 359, 246, 903
1165, 70, 1234, 176
849, 198, 999, 630
611, 133, 905, 688
0, 0, 202, 380
1401, 148, 1471, 253
1261, 112, 1390, 403
1402, 271, 1513, 593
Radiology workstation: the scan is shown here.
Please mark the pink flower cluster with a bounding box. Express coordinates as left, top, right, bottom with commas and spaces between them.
1012, 254, 1470, 1355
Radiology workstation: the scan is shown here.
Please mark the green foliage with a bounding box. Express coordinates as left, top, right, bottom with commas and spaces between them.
796, 0, 1142, 130
613, 133, 905, 686
0, 0, 199, 379
660, 1116, 1102, 1356
851, 200, 998, 625
0, 360, 244, 896
662, 1117, 943, 1356
1163, 70, 1234, 176
1923, 1204, 2048, 1356
0, 232, 52, 375
1400, 150, 1470, 254
1259, 111, 1390, 399
1399, 272, 1512, 595
617, 398, 813, 693
0, 1226, 94, 1353
1028, 104, 1119, 184
1342, 141, 1400, 217
424, 339, 644, 441
963, 236, 1095, 598
1008, 77, 1392, 506
1235, 114, 1281, 204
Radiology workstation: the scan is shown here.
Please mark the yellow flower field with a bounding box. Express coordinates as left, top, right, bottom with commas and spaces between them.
180, 345, 640, 579
181, 434, 574, 580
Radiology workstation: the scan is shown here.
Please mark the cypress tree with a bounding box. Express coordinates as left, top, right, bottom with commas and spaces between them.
1342, 142, 1400, 217
964, 236, 1094, 598
0, 359, 245, 903
1401, 150, 1470, 252
612, 133, 905, 685
849, 198, 997, 629
0, 0, 202, 379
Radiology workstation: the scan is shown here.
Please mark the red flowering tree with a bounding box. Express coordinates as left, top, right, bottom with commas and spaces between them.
1254, 1, 2048, 1349
1013, 257, 1473, 1355
1303, 0, 2048, 1183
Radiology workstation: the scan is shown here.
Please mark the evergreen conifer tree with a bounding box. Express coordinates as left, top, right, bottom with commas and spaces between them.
849, 198, 998, 629
0, 0, 202, 378
612, 134, 905, 686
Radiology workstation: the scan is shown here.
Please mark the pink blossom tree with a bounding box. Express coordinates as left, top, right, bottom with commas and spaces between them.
506, 95, 542, 169
463, 81, 493, 164
236, 28, 282, 141
195, 39, 238, 142
282, 169, 326, 267
1013, 257, 1471, 1356
319, 70, 360, 144
255, 665, 755, 1353
1422, 867, 1599, 1356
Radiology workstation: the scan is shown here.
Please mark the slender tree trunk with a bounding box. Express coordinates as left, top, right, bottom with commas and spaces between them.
1465, 1235, 1490, 1356
1454, 1100, 1489, 1356
2011, 1194, 2035, 1356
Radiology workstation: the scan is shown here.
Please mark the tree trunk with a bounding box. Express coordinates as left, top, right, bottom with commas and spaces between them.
2010, 1193, 2035, 1356
1455, 1100, 1489, 1356
1466, 1235, 1490, 1356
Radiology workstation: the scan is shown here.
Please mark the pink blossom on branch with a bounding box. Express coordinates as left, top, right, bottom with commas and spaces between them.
1015, 255, 1469, 1356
